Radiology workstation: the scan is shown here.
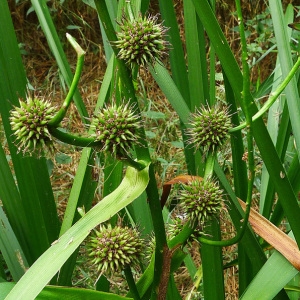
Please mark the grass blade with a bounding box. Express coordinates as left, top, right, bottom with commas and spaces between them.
1, 282, 133, 300
158, 0, 190, 106
269, 2, 300, 161
240, 235, 298, 300
184, 0, 209, 109
0, 0, 59, 264
260, 4, 294, 218
0, 207, 28, 281
200, 220, 225, 299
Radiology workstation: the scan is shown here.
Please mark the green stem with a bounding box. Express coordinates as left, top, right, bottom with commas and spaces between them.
48, 127, 99, 147
168, 222, 195, 249
230, 56, 300, 133
168, 199, 252, 247
48, 33, 85, 127
203, 150, 215, 180
196, 202, 251, 246
119, 151, 147, 171
49, 127, 146, 170
235, 0, 254, 225
93, 2, 167, 299
187, 0, 254, 248
124, 266, 141, 300
126, 1, 135, 21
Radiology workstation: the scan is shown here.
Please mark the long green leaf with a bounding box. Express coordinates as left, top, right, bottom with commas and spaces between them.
0, 0, 59, 264
269, 2, 300, 161
184, 0, 209, 109
0, 144, 26, 252
241, 232, 299, 300
260, 4, 294, 218
149, 63, 190, 124
1, 282, 133, 300
0, 206, 28, 281
200, 220, 225, 299
157, 0, 190, 106
5, 164, 150, 300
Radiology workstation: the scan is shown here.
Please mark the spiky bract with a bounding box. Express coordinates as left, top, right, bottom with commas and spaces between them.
9, 97, 56, 156
187, 105, 231, 154
87, 224, 144, 274
114, 14, 169, 67
179, 178, 223, 226
90, 102, 141, 156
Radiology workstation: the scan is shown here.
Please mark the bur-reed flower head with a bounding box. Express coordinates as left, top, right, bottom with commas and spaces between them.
145, 213, 203, 261
187, 104, 231, 154
87, 224, 144, 274
90, 102, 141, 156
9, 96, 56, 156
113, 14, 169, 67
179, 178, 223, 226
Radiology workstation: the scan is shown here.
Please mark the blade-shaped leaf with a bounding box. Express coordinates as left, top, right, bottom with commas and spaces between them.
0, 0, 59, 264
240, 233, 299, 300
0, 206, 28, 281
0, 282, 133, 300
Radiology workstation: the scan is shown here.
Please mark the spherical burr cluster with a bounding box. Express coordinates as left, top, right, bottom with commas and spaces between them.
187, 105, 231, 154
114, 14, 169, 67
179, 178, 223, 226
9, 96, 56, 156
87, 224, 144, 274
90, 102, 141, 156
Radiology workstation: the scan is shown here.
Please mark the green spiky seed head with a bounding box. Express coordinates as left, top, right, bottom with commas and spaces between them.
144, 232, 156, 263
187, 104, 231, 154
113, 14, 169, 67
179, 178, 223, 226
166, 213, 204, 246
87, 224, 144, 275
90, 102, 141, 156
9, 96, 56, 156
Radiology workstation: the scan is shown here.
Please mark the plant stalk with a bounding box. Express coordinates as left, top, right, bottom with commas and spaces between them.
93, 2, 167, 298
48, 33, 85, 127
230, 56, 300, 132
124, 266, 141, 300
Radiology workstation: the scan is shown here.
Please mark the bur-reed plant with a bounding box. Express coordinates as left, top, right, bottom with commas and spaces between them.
1, 0, 300, 299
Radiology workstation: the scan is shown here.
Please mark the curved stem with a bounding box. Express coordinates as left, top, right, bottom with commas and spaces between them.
119, 151, 148, 171
48, 127, 99, 147
181, 0, 254, 248
235, 0, 254, 232
50, 127, 147, 171
230, 56, 300, 133
168, 222, 195, 249
48, 33, 85, 127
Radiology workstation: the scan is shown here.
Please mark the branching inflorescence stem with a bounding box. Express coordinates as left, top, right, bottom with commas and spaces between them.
185, 0, 255, 248
48, 33, 85, 127
230, 56, 300, 133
